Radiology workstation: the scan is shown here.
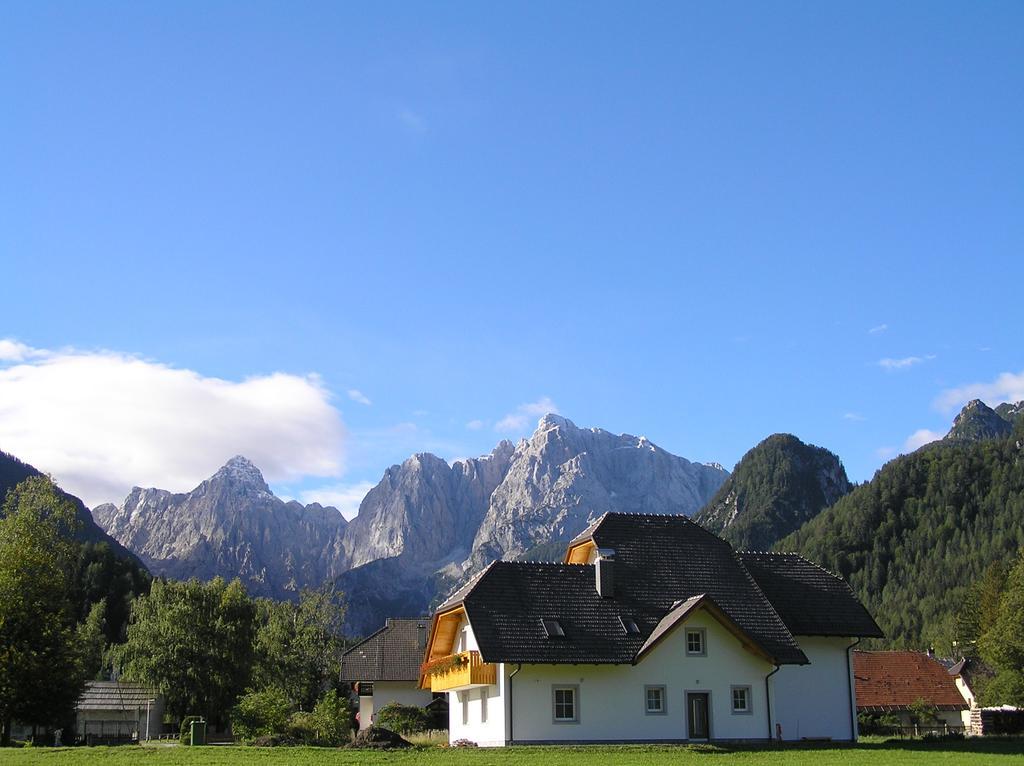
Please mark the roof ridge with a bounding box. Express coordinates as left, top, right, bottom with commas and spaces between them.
745, 549, 850, 584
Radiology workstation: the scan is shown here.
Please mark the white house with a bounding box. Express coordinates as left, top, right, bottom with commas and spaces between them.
340, 618, 438, 730
419, 512, 883, 746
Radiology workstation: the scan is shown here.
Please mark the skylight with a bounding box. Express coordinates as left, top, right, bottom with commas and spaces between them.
620, 616, 640, 634
541, 619, 565, 638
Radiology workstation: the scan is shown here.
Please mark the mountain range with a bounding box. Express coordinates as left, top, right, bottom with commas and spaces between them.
7, 398, 1022, 644
91, 414, 728, 635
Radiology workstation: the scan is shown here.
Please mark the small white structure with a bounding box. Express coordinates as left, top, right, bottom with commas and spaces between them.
76, 681, 163, 744
340, 618, 437, 729
420, 513, 882, 746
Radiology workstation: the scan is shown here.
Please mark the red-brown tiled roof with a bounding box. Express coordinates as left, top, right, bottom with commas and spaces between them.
854, 650, 969, 712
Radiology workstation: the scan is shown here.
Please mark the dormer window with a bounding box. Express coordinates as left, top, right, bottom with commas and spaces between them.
620, 616, 640, 635
541, 619, 565, 638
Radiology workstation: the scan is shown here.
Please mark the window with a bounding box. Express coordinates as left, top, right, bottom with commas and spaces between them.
685, 629, 706, 656
731, 685, 752, 714
552, 685, 579, 723
480, 687, 488, 722
541, 619, 565, 638
620, 616, 640, 634
358, 682, 374, 696
459, 691, 468, 725
645, 685, 666, 715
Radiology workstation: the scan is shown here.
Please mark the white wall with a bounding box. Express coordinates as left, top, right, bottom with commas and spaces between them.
771, 636, 856, 741
446, 614, 508, 746
358, 681, 433, 729
485, 611, 774, 745
512, 612, 774, 744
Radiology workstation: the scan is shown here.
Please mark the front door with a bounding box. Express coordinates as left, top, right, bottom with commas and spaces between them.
687, 693, 710, 740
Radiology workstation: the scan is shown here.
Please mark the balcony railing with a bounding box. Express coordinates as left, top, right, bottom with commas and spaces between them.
421, 650, 497, 692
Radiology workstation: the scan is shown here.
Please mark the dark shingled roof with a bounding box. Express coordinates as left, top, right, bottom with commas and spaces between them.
739, 552, 884, 638
340, 618, 430, 682
443, 513, 887, 666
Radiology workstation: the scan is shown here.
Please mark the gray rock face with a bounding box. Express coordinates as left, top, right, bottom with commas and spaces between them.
340, 442, 514, 571
466, 414, 728, 569
94, 456, 348, 599
94, 417, 728, 633
946, 399, 1023, 443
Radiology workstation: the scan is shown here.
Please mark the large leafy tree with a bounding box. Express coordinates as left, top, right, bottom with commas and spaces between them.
112, 577, 256, 725
980, 551, 1024, 705
252, 585, 346, 711
0, 476, 86, 745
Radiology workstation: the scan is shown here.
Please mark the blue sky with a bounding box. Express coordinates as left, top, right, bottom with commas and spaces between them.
2, 2, 1022, 514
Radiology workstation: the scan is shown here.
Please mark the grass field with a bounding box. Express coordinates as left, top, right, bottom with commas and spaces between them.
3, 740, 1024, 766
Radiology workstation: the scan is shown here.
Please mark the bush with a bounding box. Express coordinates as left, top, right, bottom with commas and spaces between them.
232, 688, 292, 743
311, 689, 352, 746
374, 702, 430, 734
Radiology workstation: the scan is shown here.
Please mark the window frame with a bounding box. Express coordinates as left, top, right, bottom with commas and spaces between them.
685, 628, 707, 657
551, 684, 580, 724
459, 690, 468, 725
730, 685, 753, 715
644, 684, 667, 716
480, 687, 488, 723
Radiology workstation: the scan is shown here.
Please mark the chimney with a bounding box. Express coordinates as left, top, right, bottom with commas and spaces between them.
595, 548, 616, 598
417, 623, 427, 650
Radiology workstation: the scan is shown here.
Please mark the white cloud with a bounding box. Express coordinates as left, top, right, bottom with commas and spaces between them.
904, 429, 943, 452
934, 370, 1024, 413
869, 324, 888, 335
842, 412, 865, 422
495, 397, 559, 433
347, 389, 372, 406
0, 339, 48, 362
878, 355, 935, 371
465, 419, 485, 431
0, 342, 346, 507
299, 481, 375, 521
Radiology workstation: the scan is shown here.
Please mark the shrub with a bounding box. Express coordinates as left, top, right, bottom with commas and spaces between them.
232, 688, 292, 743
281, 690, 351, 746
374, 702, 430, 734
311, 689, 352, 746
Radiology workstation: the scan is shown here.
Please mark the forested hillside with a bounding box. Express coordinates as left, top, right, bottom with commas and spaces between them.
779, 420, 1024, 650
694, 433, 851, 551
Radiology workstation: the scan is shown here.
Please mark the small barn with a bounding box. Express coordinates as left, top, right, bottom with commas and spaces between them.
76, 681, 164, 744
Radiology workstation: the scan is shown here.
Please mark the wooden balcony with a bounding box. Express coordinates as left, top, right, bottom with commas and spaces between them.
423, 650, 497, 692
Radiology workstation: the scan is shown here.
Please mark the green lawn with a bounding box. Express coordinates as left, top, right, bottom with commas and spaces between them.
3, 740, 1024, 766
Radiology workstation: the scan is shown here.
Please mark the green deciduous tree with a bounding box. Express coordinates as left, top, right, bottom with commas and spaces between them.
111, 577, 256, 726
76, 601, 108, 681
252, 585, 346, 711
980, 551, 1024, 705
0, 476, 86, 745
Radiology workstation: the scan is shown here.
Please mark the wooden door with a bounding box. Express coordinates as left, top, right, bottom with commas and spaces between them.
687, 692, 710, 739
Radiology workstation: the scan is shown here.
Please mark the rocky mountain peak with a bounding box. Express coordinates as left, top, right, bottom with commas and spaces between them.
210, 455, 271, 494
946, 399, 1016, 443
537, 412, 573, 431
